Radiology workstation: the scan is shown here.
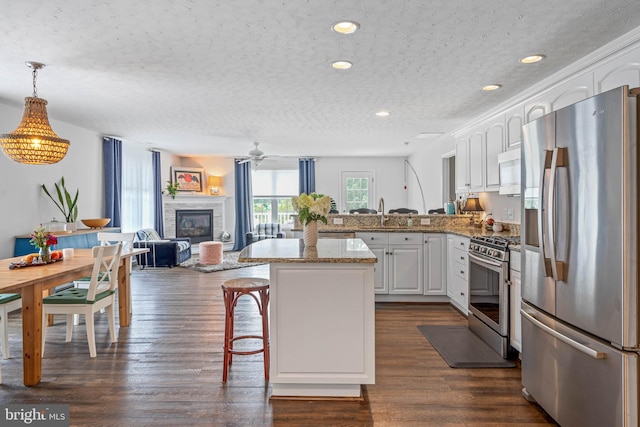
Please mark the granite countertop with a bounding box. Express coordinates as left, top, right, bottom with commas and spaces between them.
291, 225, 520, 239
239, 238, 377, 264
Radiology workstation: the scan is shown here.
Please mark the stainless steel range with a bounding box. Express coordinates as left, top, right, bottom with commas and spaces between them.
467, 235, 518, 359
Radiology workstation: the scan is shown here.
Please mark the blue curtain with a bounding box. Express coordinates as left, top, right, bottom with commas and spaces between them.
232, 160, 254, 251
152, 150, 165, 237
299, 158, 315, 194
103, 137, 122, 228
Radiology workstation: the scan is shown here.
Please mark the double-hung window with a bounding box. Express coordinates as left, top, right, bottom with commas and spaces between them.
341, 171, 374, 212
251, 169, 298, 226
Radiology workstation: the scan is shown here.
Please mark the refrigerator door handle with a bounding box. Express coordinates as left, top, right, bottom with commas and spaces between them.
521, 309, 607, 359
547, 147, 567, 282
539, 151, 552, 277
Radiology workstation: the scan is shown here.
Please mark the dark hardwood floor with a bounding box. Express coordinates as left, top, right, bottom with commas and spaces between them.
0, 263, 557, 426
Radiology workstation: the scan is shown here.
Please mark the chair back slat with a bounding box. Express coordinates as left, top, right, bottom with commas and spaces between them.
97, 232, 135, 247
87, 244, 122, 302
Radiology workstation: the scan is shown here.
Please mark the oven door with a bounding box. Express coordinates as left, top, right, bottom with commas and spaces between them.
468, 252, 509, 336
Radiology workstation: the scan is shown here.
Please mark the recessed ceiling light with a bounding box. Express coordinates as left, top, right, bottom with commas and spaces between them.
521, 54, 546, 64
331, 60, 353, 70
375, 111, 390, 117
482, 84, 502, 91
332, 21, 360, 34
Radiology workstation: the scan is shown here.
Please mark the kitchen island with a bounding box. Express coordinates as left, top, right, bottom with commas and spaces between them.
239, 238, 377, 398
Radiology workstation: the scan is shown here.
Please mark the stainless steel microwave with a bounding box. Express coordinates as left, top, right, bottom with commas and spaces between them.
497, 149, 521, 195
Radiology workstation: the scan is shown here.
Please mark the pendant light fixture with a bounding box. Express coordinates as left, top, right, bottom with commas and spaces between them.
0, 61, 70, 165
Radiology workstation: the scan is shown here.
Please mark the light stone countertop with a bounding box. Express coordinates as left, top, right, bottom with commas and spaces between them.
239, 238, 377, 264
291, 225, 520, 239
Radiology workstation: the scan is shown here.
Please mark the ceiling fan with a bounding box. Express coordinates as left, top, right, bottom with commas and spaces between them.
238, 142, 269, 165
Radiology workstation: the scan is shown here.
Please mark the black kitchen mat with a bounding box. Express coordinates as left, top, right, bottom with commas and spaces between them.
417, 325, 516, 368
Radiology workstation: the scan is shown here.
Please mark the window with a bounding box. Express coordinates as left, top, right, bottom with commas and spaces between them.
121, 142, 154, 233
341, 171, 374, 212
251, 169, 298, 226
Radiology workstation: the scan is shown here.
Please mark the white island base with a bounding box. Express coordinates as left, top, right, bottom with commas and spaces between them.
239, 239, 376, 398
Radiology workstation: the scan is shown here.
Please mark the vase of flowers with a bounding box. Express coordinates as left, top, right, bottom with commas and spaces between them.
165, 181, 180, 199
292, 192, 331, 248
30, 225, 58, 263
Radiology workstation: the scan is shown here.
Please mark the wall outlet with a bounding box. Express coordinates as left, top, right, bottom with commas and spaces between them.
420, 218, 431, 225
333, 218, 343, 225
507, 209, 514, 221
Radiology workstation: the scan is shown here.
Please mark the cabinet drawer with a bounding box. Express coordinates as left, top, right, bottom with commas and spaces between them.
451, 236, 469, 251
388, 233, 422, 245
454, 262, 468, 281
453, 248, 468, 266
356, 232, 389, 244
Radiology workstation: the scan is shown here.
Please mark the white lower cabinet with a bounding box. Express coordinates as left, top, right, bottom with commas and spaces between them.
356, 232, 389, 294
388, 233, 423, 294
423, 234, 447, 295
447, 235, 469, 314
509, 251, 522, 352
357, 232, 431, 295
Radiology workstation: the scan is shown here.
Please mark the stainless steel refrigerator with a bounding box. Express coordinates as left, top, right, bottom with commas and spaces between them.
521, 85, 639, 427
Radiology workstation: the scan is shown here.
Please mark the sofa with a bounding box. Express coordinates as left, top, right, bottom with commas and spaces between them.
133, 229, 191, 268
246, 223, 286, 244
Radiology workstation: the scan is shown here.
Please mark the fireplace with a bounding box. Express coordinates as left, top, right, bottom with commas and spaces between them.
175, 209, 214, 244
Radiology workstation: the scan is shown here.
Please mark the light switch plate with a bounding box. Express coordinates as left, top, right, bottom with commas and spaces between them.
420, 218, 431, 225
333, 218, 343, 225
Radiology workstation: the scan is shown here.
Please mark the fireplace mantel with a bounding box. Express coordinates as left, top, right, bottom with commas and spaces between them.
163, 196, 229, 243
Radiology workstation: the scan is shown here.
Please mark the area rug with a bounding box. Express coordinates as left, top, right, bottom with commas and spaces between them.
417, 325, 516, 368
179, 251, 267, 273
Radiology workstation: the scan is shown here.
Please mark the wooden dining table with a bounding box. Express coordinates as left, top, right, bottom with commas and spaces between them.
0, 247, 148, 386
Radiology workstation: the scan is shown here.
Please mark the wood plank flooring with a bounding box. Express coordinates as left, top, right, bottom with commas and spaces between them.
0, 263, 557, 426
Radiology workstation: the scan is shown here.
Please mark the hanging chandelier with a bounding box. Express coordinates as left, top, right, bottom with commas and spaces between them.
0, 61, 70, 165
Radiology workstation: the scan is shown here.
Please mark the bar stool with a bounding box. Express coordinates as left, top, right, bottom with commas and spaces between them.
221, 277, 270, 383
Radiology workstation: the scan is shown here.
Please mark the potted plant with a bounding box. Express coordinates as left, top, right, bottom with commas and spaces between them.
165, 180, 180, 199
41, 177, 79, 230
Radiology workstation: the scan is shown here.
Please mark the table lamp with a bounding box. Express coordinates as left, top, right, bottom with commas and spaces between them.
208, 176, 222, 195
462, 196, 483, 227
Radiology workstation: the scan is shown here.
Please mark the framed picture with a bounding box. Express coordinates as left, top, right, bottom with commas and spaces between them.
171, 167, 204, 193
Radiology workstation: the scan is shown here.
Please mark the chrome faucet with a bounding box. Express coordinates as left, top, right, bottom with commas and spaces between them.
378, 197, 385, 226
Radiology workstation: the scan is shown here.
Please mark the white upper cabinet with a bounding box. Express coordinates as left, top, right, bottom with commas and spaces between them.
505, 104, 524, 150
455, 136, 470, 192
594, 49, 640, 93
483, 114, 505, 192
525, 73, 594, 123
468, 129, 484, 192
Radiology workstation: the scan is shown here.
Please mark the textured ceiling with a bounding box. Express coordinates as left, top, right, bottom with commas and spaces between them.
1, 0, 640, 158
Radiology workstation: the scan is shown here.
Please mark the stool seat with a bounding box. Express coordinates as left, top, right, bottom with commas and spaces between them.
199, 241, 223, 265
221, 277, 270, 383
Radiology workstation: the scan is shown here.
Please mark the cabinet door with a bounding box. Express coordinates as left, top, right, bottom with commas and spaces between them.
468, 130, 484, 192
368, 244, 388, 294
595, 48, 640, 93
484, 116, 505, 192
389, 244, 423, 294
455, 136, 470, 192
423, 234, 447, 295
505, 104, 524, 150
509, 269, 522, 352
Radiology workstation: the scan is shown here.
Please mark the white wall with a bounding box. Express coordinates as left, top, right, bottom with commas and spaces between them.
0, 102, 103, 258
407, 136, 455, 214
315, 157, 408, 213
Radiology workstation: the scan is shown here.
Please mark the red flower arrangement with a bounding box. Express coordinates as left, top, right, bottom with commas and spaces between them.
29, 225, 58, 249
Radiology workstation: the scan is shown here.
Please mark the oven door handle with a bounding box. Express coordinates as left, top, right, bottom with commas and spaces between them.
468, 252, 503, 270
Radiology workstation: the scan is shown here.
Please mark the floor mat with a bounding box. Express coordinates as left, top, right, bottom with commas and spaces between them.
179, 251, 266, 273
417, 325, 516, 368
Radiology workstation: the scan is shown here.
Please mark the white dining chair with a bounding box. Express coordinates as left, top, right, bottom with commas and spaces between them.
42, 243, 123, 358
71, 232, 135, 325
0, 294, 21, 359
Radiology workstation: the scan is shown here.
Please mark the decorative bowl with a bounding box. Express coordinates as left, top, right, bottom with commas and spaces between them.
81, 218, 111, 229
